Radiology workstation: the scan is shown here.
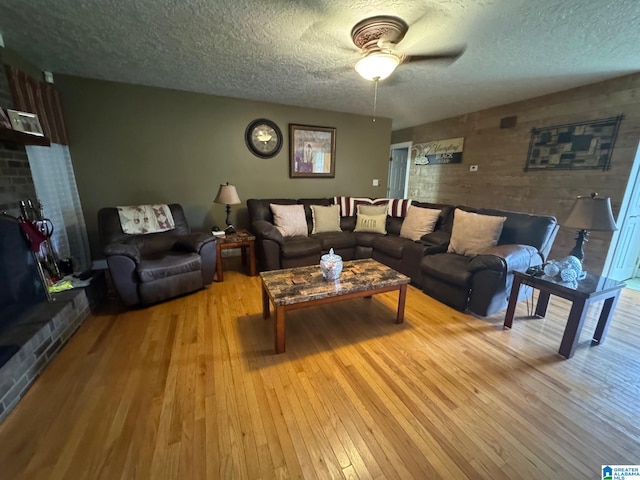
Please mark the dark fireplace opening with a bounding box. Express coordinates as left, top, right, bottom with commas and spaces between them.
0, 213, 105, 423
0, 213, 49, 366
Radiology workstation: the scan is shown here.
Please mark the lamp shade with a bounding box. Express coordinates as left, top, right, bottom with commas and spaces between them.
355, 53, 400, 81
214, 183, 241, 205
563, 193, 617, 231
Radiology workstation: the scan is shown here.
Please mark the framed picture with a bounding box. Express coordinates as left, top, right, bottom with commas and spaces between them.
0, 108, 12, 129
289, 124, 336, 178
7, 109, 44, 136
524, 115, 623, 172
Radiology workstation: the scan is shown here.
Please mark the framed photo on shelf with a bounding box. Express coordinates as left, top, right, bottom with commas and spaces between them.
289, 124, 336, 178
7, 109, 44, 136
0, 108, 11, 129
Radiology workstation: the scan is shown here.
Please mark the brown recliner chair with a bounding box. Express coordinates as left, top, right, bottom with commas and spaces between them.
98, 204, 216, 306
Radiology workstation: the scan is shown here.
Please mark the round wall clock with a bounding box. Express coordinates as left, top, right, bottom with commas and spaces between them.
245, 118, 283, 158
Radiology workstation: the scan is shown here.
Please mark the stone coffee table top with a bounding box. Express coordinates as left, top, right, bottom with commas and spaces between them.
260, 258, 410, 306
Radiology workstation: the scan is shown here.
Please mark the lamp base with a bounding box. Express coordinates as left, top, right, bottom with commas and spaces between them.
224, 224, 236, 234
225, 204, 232, 226
568, 229, 588, 261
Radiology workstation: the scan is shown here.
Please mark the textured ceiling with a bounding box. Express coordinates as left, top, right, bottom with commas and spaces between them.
0, 0, 639, 129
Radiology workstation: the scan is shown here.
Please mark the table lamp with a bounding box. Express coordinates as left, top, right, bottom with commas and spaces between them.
563, 192, 617, 261
214, 182, 241, 233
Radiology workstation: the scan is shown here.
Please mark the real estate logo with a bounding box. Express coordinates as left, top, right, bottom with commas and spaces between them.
603, 465, 640, 480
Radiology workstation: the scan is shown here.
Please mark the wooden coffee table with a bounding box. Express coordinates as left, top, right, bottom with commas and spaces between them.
504, 270, 626, 358
260, 258, 410, 354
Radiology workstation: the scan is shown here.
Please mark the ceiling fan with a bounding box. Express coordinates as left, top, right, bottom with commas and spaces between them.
350, 15, 464, 81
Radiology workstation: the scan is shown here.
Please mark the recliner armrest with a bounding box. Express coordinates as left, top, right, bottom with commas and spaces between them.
421, 230, 450, 247
176, 232, 216, 253
252, 220, 284, 246
104, 243, 140, 262
468, 244, 541, 273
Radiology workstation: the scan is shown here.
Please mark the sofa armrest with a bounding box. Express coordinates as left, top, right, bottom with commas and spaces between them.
104, 243, 140, 263
176, 232, 216, 253
468, 244, 541, 273
421, 230, 450, 247
252, 220, 284, 246
105, 252, 140, 306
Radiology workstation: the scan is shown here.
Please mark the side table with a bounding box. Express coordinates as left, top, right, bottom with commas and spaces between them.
215, 230, 257, 282
504, 270, 625, 358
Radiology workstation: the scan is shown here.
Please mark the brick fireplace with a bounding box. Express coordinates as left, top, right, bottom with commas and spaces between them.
0, 49, 101, 423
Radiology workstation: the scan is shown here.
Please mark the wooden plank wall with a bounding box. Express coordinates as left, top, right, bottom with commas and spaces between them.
391, 73, 640, 275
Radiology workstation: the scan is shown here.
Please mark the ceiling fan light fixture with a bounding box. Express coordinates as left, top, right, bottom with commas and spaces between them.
355, 53, 400, 81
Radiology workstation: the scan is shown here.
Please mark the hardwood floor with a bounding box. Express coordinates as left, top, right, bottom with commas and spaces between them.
1, 257, 639, 479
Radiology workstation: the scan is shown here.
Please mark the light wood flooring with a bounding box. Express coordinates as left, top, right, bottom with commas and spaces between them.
1, 257, 639, 479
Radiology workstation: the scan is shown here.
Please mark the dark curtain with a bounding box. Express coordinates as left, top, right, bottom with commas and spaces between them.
5, 66, 68, 145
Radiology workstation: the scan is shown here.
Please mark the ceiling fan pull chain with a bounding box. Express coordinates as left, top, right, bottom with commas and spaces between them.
373, 78, 379, 122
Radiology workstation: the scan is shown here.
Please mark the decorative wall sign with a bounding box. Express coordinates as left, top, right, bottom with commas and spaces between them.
524, 115, 623, 172
412, 137, 464, 165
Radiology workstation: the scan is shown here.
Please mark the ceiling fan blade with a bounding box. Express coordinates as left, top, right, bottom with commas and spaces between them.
404, 47, 466, 64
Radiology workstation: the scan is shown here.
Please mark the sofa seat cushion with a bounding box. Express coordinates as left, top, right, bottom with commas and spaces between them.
280, 237, 321, 259
311, 231, 356, 251
373, 235, 412, 260
138, 252, 202, 282
421, 253, 473, 287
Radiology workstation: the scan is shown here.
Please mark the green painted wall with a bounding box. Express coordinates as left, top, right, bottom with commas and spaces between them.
54, 76, 392, 258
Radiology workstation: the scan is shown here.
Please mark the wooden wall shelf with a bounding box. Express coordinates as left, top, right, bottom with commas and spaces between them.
0, 127, 50, 146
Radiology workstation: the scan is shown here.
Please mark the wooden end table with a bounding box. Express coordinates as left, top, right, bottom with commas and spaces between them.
260, 259, 410, 354
215, 230, 256, 282
504, 270, 625, 359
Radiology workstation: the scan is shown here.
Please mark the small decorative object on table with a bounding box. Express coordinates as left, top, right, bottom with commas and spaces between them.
543, 255, 585, 283
320, 248, 343, 281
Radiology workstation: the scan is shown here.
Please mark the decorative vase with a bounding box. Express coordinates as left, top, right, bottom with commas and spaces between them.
320, 248, 343, 281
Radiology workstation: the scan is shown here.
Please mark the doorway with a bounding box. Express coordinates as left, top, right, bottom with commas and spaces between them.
603, 140, 640, 289
388, 142, 411, 199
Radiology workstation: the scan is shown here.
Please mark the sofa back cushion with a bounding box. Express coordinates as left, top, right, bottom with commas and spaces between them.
386, 216, 403, 236
412, 202, 456, 233
122, 233, 181, 257
98, 204, 190, 248
478, 208, 558, 257
448, 209, 506, 257
247, 199, 297, 224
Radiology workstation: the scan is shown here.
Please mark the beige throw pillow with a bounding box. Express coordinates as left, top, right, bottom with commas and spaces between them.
400, 206, 441, 241
270, 203, 308, 237
447, 209, 506, 257
357, 204, 388, 216
311, 204, 341, 234
354, 213, 387, 234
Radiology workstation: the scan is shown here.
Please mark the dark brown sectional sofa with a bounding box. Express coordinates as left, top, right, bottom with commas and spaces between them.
247, 198, 558, 316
